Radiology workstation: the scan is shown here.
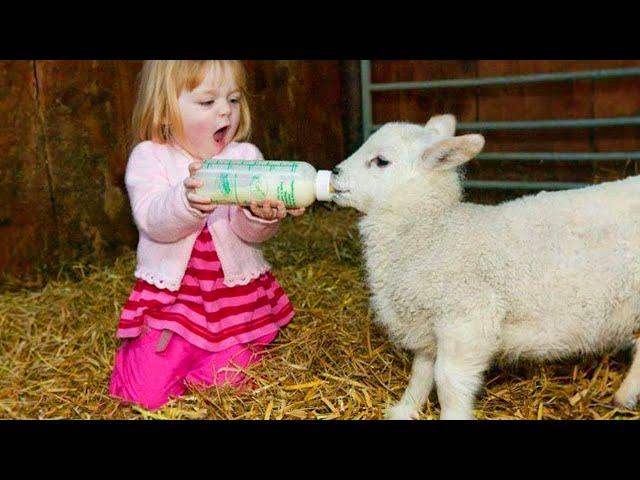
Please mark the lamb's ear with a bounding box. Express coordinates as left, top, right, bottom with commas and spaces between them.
423, 134, 485, 171
425, 114, 457, 138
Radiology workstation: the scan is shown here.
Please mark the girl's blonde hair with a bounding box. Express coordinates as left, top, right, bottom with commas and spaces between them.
131, 60, 252, 149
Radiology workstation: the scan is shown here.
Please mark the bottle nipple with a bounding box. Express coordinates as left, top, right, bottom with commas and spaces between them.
315, 170, 335, 202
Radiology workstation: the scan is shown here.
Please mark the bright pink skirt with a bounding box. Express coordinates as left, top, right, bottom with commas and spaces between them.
109, 226, 294, 410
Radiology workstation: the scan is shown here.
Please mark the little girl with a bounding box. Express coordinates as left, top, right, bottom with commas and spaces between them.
109, 60, 304, 410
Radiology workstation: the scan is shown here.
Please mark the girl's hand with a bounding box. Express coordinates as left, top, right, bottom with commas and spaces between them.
184, 162, 217, 214
248, 200, 306, 220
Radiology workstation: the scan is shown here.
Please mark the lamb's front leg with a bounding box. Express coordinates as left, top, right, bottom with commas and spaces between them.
385, 350, 434, 420
434, 340, 493, 420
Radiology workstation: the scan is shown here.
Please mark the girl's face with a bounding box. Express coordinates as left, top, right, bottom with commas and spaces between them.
176, 65, 242, 159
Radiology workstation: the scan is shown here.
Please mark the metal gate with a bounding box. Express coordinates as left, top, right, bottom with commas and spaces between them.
360, 60, 640, 190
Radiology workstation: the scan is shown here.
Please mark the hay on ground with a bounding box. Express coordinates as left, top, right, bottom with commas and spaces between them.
0, 205, 638, 420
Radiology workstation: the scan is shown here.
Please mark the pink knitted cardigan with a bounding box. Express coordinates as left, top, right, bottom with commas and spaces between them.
125, 140, 280, 291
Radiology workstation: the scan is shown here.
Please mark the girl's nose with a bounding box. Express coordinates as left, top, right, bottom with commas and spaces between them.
218, 99, 231, 116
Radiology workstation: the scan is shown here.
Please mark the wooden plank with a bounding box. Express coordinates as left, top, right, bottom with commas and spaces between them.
592, 60, 640, 182
339, 60, 362, 157
0, 60, 56, 279
371, 60, 478, 125
476, 60, 594, 155
111, 61, 144, 192
34, 60, 139, 262
473, 60, 595, 185
244, 60, 344, 170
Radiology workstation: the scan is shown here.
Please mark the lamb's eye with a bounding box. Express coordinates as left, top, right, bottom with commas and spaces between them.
371, 156, 390, 168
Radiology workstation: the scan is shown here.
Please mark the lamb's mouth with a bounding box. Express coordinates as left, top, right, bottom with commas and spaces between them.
331, 184, 350, 195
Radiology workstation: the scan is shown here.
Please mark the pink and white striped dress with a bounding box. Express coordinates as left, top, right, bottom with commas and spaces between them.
116, 225, 294, 352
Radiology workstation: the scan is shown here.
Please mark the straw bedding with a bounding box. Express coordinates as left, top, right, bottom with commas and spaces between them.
1, 205, 638, 419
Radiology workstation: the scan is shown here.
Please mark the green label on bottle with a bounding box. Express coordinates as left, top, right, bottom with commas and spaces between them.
220, 173, 232, 195
250, 175, 267, 200
276, 180, 296, 208
199, 164, 307, 207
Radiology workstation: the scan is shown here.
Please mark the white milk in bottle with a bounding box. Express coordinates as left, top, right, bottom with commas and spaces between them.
194, 159, 335, 208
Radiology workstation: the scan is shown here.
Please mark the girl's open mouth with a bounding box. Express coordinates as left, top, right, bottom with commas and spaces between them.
214, 126, 229, 143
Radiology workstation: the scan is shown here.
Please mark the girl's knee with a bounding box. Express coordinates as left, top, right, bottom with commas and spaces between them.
109, 331, 193, 410
109, 364, 186, 410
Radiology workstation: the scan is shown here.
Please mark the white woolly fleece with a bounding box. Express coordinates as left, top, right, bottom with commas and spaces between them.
332, 115, 640, 419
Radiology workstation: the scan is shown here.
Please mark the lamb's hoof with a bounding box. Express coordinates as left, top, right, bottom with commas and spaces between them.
613, 386, 639, 410
385, 403, 419, 420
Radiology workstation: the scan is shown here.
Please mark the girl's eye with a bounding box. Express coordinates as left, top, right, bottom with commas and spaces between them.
200, 100, 214, 106
370, 156, 390, 168
230, 97, 240, 104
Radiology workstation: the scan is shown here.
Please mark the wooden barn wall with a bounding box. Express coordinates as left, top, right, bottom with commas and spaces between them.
0, 60, 345, 281
245, 60, 345, 169
0, 61, 57, 278
4, 59, 639, 280
371, 60, 640, 185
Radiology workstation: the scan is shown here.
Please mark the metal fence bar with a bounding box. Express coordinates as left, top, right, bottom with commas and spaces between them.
462, 180, 590, 190
372, 116, 640, 132
477, 152, 640, 162
459, 117, 640, 130
360, 60, 640, 191
361, 60, 373, 141
369, 67, 640, 92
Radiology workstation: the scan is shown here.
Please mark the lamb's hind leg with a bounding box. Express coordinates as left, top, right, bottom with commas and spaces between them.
385, 350, 434, 420
614, 337, 640, 409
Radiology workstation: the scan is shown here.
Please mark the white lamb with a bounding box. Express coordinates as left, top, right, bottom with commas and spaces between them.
331, 114, 640, 420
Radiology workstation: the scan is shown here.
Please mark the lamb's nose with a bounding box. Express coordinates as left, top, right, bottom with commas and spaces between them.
332, 167, 341, 175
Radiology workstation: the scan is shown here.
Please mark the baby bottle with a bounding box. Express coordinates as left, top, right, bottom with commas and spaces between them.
194, 159, 335, 208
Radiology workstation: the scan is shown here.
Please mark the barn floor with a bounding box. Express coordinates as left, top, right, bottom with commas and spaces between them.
1, 205, 639, 420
